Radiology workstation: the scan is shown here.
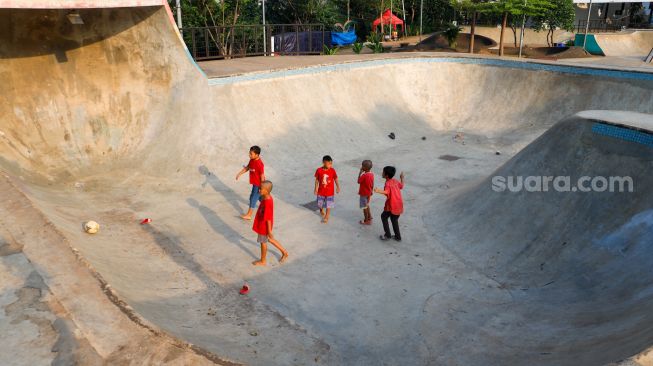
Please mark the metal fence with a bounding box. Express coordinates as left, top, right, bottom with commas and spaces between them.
575, 20, 626, 33
180, 24, 328, 61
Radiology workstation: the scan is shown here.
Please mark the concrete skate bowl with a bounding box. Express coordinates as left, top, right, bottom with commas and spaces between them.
431, 113, 653, 365
2, 3, 653, 366
594, 30, 653, 58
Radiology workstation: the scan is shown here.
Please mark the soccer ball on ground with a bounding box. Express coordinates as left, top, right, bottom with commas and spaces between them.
84, 221, 100, 234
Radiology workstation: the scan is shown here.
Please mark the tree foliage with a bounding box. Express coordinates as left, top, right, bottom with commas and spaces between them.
479, 0, 549, 54
168, 0, 261, 28
481, 0, 550, 21
266, 0, 339, 24
168, 0, 577, 54
169, 0, 262, 57
421, 0, 456, 32
532, 0, 574, 46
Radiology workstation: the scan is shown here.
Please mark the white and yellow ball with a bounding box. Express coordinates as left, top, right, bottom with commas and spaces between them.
84, 221, 100, 234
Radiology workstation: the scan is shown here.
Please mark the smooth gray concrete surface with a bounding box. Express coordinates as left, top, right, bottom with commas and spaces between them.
2, 4, 653, 366
594, 30, 653, 58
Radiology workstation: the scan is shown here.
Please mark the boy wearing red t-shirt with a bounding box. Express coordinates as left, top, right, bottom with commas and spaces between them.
252, 180, 289, 266
314, 155, 340, 224
374, 166, 405, 242
357, 160, 374, 225
235, 146, 265, 221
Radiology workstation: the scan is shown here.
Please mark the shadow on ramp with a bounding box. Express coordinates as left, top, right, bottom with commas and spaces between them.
429, 115, 653, 365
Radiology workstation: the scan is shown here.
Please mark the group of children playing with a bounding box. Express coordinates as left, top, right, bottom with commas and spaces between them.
236, 146, 404, 266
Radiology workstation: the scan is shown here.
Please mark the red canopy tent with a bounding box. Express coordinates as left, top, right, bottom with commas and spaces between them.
372, 9, 404, 31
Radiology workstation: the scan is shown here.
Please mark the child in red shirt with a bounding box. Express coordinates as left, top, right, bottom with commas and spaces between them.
252, 180, 289, 266
374, 166, 405, 242
235, 146, 265, 221
357, 160, 374, 225
314, 155, 340, 224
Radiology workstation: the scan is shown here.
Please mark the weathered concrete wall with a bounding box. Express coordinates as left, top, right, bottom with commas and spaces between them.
0, 6, 204, 181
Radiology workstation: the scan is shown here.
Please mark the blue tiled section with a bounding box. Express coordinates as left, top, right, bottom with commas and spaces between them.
207, 57, 653, 86
592, 123, 653, 148
184, 45, 207, 78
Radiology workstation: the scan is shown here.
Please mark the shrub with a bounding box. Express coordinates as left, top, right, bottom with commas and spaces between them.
443, 23, 462, 48
366, 32, 382, 44
352, 42, 363, 54
323, 45, 339, 55
366, 41, 384, 53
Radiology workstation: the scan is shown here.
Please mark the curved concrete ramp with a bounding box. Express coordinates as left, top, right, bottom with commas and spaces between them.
2, 3, 653, 366
594, 30, 653, 58
432, 113, 653, 365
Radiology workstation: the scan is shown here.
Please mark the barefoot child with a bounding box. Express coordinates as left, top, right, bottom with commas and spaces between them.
252, 180, 289, 266
235, 146, 265, 220
314, 155, 340, 223
358, 160, 374, 225
374, 166, 404, 242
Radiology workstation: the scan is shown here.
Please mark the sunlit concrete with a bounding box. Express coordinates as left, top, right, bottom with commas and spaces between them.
2, 3, 653, 366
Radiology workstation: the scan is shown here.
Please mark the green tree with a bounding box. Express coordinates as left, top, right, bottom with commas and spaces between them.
422, 0, 456, 32
451, 0, 486, 53
169, 0, 262, 57
168, 0, 260, 28
533, 0, 574, 46
331, 0, 380, 38
483, 0, 549, 55
265, 0, 339, 24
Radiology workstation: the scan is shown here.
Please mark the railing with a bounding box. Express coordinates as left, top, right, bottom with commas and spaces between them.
180, 24, 328, 61
575, 19, 626, 33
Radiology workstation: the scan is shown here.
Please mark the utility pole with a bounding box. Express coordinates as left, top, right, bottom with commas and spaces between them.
262, 0, 267, 55
176, 0, 182, 30
518, 0, 526, 58
583, 0, 593, 51
419, 0, 423, 42
401, 0, 407, 37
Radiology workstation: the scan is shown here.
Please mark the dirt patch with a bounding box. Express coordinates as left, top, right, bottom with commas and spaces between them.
488, 46, 593, 59
415, 32, 497, 53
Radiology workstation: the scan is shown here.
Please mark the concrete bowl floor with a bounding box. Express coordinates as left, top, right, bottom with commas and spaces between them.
3, 5, 653, 366
21, 129, 527, 365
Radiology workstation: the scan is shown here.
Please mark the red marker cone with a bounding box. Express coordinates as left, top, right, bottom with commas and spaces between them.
140, 218, 152, 225
239, 282, 250, 295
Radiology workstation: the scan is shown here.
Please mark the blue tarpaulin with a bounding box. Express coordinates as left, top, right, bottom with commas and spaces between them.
331, 30, 357, 46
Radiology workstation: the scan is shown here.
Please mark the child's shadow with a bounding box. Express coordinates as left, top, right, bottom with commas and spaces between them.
187, 197, 258, 260
198, 165, 247, 215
